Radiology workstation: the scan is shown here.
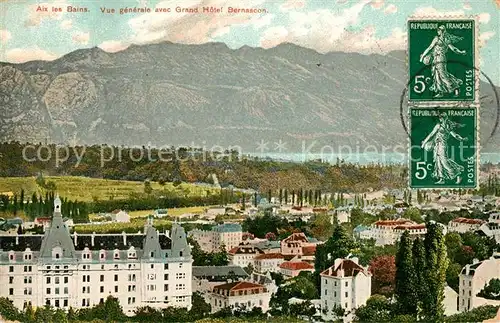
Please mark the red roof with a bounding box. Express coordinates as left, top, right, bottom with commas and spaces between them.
213, 281, 265, 292
394, 224, 426, 230
451, 217, 485, 225
254, 253, 284, 260
35, 217, 51, 222
111, 209, 122, 214
302, 245, 316, 256
374, 219, 414, 227
279, 261, 314, 271
321, 259, 366, 277
229, 245, 264, 255
283, 232, 308, 243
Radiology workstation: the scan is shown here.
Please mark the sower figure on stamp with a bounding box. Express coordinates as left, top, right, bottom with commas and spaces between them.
419, 25, 467, 98
421, 114, 468, 185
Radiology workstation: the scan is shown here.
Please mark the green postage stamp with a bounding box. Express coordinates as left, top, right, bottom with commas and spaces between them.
407, 17, 479, 104
409, 107, 478, 189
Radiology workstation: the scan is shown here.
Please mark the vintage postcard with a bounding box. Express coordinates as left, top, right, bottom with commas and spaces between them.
0, 1, 499, 323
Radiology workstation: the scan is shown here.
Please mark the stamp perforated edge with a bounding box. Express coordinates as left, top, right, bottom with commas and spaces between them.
407, 106, 480, 190
406, 15, 480, 107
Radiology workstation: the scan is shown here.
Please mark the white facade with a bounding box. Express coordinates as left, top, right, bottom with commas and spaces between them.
459, 252, 500, 312
228, 244, 264, 268
448, 218, 485, 233
208, 281, 271, 314
253, 253, 284, 273
189, 223, 242, 253
110, 210, 130, 223
320, 257, 371, 322
0, 196, 192, 316
366, 219, 426, 246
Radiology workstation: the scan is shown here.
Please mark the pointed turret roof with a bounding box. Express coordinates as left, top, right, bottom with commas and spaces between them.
39, 194, 77, 259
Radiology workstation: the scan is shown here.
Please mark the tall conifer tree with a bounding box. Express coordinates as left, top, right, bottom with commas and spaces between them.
395, 231, 418, 315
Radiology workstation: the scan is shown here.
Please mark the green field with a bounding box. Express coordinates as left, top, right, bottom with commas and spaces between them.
0, 176, 217, 202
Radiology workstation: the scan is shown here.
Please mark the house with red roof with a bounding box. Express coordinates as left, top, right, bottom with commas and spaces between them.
448, 217, 486, 233
320, 257, 371, 322
279, 260, 314, 278
208, 281, 271, 314
280, 232, 319, 258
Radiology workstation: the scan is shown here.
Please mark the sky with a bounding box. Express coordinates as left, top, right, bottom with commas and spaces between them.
0, 0, 499, 84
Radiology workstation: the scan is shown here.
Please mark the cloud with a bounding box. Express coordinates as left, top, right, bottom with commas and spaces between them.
479, 31, 495, 47
260, 0, 405, 54
72, 31, 90, 45
280, 0, 306, 11
478, 13, 490, 24
128, 0, 270, 45
412, 7, 465, 17
383, 4, 397, 14
98, 40, 130, 53
60, 19, 72, 30
4, 47, 59, 63
25, 0, 66, 27
370, 0, 384, 9
0, 29, 11, 43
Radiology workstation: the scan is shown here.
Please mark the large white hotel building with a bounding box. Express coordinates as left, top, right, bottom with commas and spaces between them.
0, 196, 193, 315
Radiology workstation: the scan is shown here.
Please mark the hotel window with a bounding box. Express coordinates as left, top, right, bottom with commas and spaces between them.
100, 275, 104, 282
64, 277, 68, 284
100, 286, 104, 293
9, 266, 14, 272
100, 252, 105, 259
114, 251, 120, 259
64, 287, 68, 294
9, 277, 14, 284
47, 277, 51, 284
9, 288, 13, 295
55, 277, 60, 284
164, 263, 169, 270
164, 284, 169, 291
63, 300, 68, 307
115, 286, 118, 293
114, 274, 118, 281
150, 252, 154, 258
55, 288, 60, 295
164, 273, 169, 280
46, 288, 51, 294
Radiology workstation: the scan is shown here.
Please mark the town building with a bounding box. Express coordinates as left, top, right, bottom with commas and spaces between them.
228, 244, 265, 268
320, 257, 372, 322
448, 218, 485, 233
280, 232, 319, 257
192, 265, 248, 297
189, 223, 243, 253
109, 209, 130, 223
208, 281, 271, 314
253, 253, 284, 273
279, 260, 314, 278
458, 252, 500, 312
365, 219, 427, 246
0, 196, 192, 315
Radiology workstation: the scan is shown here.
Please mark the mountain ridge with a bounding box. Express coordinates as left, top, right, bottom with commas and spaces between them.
0, 41, 498, 153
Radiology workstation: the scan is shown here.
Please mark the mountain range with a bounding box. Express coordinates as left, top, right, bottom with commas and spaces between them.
0, 42, 499, 154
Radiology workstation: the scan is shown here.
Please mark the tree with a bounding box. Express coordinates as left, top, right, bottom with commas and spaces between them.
17, 224, 23, 235
422, 221, 449, 321
478, 278, 500, 300
370, 255, 396, 296
444, 305, 500, 322
0, 297, 21, 321
354, 295, 395, 322
412, 237, 427, 315
189, 292, 211, 320
395, 231, 418, 315
144, 181, 153, 194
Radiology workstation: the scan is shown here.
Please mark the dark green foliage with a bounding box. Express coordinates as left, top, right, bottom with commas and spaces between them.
444, 305, 500, 322
478, 278, 500, 300
395, 231, 418, 315
187, 238, 228, 266
353, 295, 396, 322
242, 214, 289, 238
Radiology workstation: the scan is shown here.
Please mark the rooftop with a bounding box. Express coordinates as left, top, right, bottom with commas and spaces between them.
254, 253, 284, 260
451, 217, 486, 225
192, 265, 248, 278
213, 281, 266, 292
279, 261, 314, 271
321, 259, 367, 277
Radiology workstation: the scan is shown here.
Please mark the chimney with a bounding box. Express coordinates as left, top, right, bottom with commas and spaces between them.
334, 258, 343, 269
91, 232, 95, 246
73, 231, 78, 246
122, 231, 127, 245
15, 235, 19, 245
